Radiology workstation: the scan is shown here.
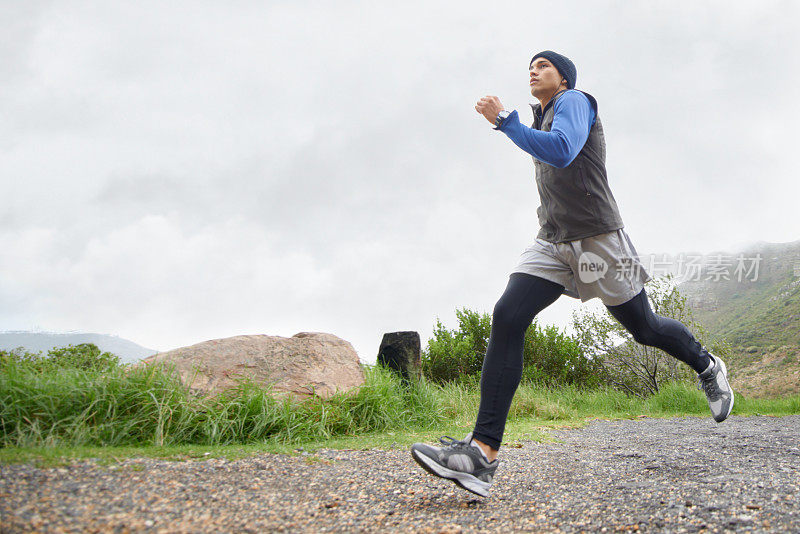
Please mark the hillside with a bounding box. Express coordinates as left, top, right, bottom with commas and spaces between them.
0, 331, 157, 363
667, 239, 800, 397
677, 239, 800, 349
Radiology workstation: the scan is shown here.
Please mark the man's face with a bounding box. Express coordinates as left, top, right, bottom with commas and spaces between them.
529, 57, 565, 99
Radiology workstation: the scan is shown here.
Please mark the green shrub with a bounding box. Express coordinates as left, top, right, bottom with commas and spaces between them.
422, 308, 490, 384
422, 307, 604, 388
1, 344, 120, 373
521, 322, 606, 388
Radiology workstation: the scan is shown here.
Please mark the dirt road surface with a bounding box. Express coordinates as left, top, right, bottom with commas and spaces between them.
2, 415, 798, 533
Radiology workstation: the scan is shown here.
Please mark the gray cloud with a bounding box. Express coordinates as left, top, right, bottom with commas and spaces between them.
1, 1, 798, 360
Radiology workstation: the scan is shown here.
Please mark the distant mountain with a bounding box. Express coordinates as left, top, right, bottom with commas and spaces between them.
0, 331, 158, 363
673, 239, 800, 349
645, 238, 800, 397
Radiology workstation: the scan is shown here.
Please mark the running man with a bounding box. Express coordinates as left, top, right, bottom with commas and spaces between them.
410, 50, 734, 498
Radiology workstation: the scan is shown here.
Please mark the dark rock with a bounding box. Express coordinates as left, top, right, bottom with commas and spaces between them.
377, 332, 421, 381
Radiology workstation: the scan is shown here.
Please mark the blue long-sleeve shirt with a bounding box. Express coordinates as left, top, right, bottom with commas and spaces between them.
496, 90, 596, 168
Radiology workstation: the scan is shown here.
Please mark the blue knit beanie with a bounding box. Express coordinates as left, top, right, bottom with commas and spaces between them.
530, 50, 577, 90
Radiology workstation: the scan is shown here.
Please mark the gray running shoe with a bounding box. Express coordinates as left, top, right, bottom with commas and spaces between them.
697, 353, 734, 422
410, 432, 499, 497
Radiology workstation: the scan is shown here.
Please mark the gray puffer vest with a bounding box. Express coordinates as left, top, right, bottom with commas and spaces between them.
531, 89, 624, 243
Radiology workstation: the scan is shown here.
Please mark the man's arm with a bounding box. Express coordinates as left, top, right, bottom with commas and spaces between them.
497, 91, 596, 168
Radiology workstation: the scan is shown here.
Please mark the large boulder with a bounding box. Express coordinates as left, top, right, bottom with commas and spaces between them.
140, 332, 364, 398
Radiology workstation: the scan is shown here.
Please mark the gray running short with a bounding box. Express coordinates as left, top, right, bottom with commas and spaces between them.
512, 228, 653, 306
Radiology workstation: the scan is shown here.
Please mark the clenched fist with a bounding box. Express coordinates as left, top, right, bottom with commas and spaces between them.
475, 96, 505, 124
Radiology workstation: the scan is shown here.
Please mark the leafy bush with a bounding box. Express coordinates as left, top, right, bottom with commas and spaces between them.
521, 322, 606, 388
421, 308, 491, 384
1, 344, 120, 373
422, 307, 604, 388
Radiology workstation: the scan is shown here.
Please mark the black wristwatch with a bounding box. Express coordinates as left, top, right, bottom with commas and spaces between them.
494, 110, 511, 129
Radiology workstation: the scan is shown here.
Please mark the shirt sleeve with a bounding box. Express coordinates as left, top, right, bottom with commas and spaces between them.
496, 90, 596, 168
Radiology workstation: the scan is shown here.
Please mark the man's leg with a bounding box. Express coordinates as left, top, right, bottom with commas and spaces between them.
604, 287, 710, 373
605, 287, 734, 421
409, 272, 565, 497
471, 272, 565, 457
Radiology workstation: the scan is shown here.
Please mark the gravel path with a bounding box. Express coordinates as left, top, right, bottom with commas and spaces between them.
2, 415, 799, 533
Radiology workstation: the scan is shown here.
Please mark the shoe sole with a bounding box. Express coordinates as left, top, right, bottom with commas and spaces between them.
715, 359, 735, 423
411, 448, 491, 497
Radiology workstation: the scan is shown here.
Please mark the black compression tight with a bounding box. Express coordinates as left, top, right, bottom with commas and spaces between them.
471, 272, 711, 450
604, 286, 712, 375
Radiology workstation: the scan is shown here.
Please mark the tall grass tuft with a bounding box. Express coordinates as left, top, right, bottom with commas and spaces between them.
645, 381, 708, 415
3, 347, 800, 451
0, 358, 201, 447
0, 356, 446, 448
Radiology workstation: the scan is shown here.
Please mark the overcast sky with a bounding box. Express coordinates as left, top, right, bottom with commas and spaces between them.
2, 1, 799, 363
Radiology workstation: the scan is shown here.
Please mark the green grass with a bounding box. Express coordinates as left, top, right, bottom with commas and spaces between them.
2, 358, 799, 466
0, 360, 445, 449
